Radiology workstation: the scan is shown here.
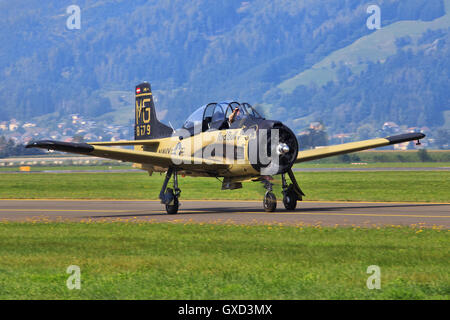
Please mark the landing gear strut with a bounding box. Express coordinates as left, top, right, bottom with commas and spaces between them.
281, 169, 305, 211
159, 167, 181, 214
261, 178, 277, 212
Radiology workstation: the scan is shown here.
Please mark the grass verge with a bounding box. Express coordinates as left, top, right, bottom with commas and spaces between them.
0, 222, 447, 299
0, 171, 448, 202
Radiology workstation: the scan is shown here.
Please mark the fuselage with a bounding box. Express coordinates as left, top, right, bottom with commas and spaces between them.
135, 114, 298, 181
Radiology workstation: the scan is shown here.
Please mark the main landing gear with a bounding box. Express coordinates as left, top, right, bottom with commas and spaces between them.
261, 178, 277, 212
159, 168, 304, 214
261, 169, 305, 212
159, 167, 181, 214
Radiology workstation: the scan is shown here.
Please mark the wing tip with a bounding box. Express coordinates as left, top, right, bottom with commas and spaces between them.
385, 132, 426, 145
26, 140, 94, 153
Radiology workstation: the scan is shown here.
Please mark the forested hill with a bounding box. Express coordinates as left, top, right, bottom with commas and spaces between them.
0, 0, 448, 137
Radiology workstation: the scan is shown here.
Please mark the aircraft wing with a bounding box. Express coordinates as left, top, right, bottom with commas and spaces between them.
26, 140, 229, 171
88, 139, 162, 146
296, 133, 425, 163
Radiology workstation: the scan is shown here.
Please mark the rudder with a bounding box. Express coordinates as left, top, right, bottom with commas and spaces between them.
135, 82, 173, 140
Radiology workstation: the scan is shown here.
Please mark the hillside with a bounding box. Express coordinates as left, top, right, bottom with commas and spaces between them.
0, 0, 448, 143
267, 0, 450, 141
277, 0, 450, 91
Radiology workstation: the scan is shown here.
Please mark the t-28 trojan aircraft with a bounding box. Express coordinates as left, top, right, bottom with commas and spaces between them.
27, 82, 425, 214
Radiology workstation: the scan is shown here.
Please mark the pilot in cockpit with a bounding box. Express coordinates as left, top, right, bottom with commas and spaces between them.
227, 106, 240, 126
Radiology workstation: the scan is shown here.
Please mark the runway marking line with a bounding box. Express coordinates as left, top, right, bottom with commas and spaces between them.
1, 208, 448, 219
1, 199, 449, 205
261, 212, 450, 219
178, 211, 450, 219
0, 209, 131, 213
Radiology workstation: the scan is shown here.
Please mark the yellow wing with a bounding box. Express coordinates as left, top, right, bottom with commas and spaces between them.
88, 139, 162, 146
26, 140, 229, 171
296, 133, 425, 163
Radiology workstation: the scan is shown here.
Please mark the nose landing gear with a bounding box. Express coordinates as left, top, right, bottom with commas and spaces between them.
260, 169, 305, 212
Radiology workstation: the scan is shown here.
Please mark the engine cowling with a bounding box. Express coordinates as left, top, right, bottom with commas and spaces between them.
248, 122, 298, 175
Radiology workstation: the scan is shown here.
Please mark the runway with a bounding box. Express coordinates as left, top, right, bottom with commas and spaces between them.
0, 199, 449, 228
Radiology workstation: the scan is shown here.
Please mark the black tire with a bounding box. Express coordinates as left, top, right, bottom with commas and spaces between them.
165, 197, 179, 214
164, 188, 179, 214
263, 191, 277, 212
283, 191, 297, 210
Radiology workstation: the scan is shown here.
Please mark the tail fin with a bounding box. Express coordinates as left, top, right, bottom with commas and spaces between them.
135, 82, 173, 140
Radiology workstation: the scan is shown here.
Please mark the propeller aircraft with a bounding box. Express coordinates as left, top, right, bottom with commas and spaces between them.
27, 82, 425, 214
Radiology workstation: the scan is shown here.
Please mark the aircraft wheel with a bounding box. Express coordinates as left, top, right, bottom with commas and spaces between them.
263, 191, 277, 212
165, 197, 179, 214
164, 188, 179, 214
283, 191, 297, 210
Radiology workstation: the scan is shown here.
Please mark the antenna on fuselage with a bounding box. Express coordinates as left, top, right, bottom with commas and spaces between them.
168, 121, 175, 133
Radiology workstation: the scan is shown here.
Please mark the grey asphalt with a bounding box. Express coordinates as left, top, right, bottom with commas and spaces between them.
0, 199, 448, 228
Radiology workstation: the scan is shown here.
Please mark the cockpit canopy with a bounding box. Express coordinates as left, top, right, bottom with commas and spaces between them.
182, 101, 263, 130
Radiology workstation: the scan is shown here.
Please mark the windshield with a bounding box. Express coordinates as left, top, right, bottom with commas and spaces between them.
183, 102, 263, 129
183, 105, 206, 129
223, 102, 263, 120
242, 103, 263, 119
211, 104, 224, 122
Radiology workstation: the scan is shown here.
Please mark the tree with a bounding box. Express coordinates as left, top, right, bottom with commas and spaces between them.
298, 122, 329, 149
434, 129, 450, 149
418, 149, 433, 162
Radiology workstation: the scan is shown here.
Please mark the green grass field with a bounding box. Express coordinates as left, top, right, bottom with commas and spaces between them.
0, 170, 448, 202
0, 165, 132, 172
0, 222, 447, 300
0, 165, 448, 300
294, 162, 450, 168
